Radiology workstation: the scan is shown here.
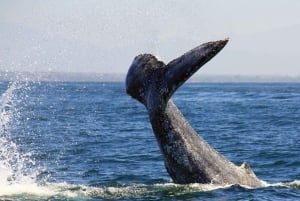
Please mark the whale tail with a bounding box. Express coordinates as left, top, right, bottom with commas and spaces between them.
164, 39, 229, 100
126, 39, 229, 105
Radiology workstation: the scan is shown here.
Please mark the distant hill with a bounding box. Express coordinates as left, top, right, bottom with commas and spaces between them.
1, 72, 300, 83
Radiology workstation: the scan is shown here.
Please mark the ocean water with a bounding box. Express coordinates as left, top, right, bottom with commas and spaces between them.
0, 80, 299, 200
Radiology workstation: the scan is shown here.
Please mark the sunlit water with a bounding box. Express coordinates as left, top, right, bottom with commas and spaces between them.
0, 81, 299, 200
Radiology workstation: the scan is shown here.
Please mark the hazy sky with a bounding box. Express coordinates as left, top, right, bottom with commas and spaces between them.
1, 0, 300, 76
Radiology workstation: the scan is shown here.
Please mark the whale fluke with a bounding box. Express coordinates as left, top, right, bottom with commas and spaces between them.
126, 39, 264, 187
126, 39, 228, 105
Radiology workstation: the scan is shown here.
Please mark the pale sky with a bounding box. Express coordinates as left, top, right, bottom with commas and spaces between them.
1, 0, 300, 76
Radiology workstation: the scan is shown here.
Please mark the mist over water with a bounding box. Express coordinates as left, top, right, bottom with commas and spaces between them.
0, 80, 299, 200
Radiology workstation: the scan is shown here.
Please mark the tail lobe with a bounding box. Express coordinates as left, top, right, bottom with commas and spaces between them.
164, 39, 229, 100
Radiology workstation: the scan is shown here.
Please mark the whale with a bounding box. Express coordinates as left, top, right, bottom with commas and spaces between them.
125, 39, 265, 187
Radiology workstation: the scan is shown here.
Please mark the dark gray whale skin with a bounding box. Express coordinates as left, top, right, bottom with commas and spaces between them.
126, 39, 265, 187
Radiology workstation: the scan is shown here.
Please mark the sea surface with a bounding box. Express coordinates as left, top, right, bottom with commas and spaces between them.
0, 81, 299, 200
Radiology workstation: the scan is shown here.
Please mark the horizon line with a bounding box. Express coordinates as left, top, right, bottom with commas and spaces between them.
0, 71, 300, 83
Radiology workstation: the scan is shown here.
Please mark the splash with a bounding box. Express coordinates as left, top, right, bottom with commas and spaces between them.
0, 181, 229, 199
0, 80, 37, 189
0, 180, 298, 200
270, 180, 300, 188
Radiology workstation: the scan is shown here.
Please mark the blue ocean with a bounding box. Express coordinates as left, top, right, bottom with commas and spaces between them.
0, 80, 299, 200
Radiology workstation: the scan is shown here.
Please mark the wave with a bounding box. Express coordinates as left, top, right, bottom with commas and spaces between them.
0, 180, 299, 200
270, 180, 300, 188
0, 182, 235, 199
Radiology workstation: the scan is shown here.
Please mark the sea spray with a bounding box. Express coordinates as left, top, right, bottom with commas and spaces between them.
0, 80, 37, 187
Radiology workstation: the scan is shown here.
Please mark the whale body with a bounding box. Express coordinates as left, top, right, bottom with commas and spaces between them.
126, 39, 264, 187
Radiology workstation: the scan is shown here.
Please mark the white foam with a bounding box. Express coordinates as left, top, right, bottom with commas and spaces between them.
1, 179, 299, 199
0, 182, 51, 197
270, 180, 300, 188
0, 181, 227, 198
